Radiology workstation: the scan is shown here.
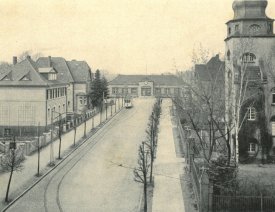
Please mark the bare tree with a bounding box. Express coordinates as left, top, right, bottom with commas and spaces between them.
18, 50, 43, 62
133, 142, 150, 212
1, 137, 24, 202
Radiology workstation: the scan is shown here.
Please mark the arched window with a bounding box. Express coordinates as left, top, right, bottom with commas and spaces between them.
242, 52, 256, 63
247, 107, 256, 121
227, 50, 231, 61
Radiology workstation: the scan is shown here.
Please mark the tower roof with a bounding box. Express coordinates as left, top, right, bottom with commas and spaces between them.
232, 0, 270, 19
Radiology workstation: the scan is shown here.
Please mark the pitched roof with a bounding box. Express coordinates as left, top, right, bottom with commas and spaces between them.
109, 74, 183, 86
36, 57, 74, 83
0, 58, 65, 87
67, 60, 92, 83
195, 55, 225, 82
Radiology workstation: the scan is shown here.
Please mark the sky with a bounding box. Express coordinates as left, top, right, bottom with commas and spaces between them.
0, 0, 275, 75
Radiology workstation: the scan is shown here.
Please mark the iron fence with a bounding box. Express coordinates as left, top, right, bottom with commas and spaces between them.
213, 195, 275, 212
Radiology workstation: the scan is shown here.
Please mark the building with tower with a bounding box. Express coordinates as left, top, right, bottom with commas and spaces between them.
225, 0, 275, 161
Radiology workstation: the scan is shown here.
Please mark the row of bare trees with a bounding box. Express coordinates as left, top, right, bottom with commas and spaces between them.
133, 99, 161, 212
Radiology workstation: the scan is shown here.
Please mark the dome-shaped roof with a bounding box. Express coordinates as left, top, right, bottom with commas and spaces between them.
233, 0, 268, 19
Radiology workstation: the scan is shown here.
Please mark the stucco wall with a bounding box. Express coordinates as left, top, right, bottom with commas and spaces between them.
0, 87, 46, 128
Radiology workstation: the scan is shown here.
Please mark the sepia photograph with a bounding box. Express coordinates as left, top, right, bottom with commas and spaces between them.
1, 0, 275, 211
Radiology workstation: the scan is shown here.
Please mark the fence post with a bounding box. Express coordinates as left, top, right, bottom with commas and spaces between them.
200, 167, 211, 212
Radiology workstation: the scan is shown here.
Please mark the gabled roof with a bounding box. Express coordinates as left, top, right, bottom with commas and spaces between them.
67, 60, 92, 83
109, 74, 183, 86
36, 57, 74, 83
195, 54, 225, 82
0, 57, 66, 87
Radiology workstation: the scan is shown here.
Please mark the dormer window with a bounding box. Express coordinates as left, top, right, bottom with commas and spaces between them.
38, 67, 57, 81
48, 73, 57, 80
241, 52, 256, 63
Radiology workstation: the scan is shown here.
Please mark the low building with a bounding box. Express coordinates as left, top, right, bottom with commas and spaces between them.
108, 74, 183, 98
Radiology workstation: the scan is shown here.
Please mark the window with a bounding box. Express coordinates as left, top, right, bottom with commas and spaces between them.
155, 88, 161, 94
235, 24, 239, 32
227, 50, 231, 61
247, 107, 256, 120
48, 73, 57, 80
242, 52, 256, 63
228, 27, 231, 35
248, 143, 256, 152
112, 88, 116, 94
131, 88, 137, 94
249, 24, 261, 35
272, 88, 275, 104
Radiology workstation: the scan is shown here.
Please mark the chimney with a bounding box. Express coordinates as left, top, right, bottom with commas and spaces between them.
48, 56, 52, 67
13, 56, 17, 65
26, 55, 31, 60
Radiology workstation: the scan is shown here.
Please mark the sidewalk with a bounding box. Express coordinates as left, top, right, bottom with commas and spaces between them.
152, 99, 185, 212
0, 102, 120, 207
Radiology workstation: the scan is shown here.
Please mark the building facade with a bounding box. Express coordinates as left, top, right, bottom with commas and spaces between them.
225, 0, 275, 160
0, 56, 92, 136
36, 57, 93, 114
109, 75, 183, 98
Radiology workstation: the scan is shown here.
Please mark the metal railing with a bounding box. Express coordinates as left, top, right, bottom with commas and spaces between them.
213, 195, 275, 212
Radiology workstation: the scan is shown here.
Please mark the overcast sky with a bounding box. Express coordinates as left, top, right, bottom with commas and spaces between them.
0, 0, 275, 74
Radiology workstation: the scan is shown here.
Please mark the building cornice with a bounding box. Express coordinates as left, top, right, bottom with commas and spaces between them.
226, 18, 274, 25
225, 34, 275, 41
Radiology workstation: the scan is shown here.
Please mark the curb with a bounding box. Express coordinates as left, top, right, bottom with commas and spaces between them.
1, 108, 124, 212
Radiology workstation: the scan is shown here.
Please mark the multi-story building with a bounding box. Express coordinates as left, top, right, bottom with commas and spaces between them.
0, 56, 68, 135
225, 0, 275, 160
109, 74, 183, 98
36, 57, 92, 114
0, 56, 92, 136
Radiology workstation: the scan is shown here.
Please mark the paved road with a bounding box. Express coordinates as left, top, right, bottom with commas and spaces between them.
6, 98, 155, 212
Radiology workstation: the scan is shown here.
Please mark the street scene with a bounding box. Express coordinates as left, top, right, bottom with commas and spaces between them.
1, 0, 275, 212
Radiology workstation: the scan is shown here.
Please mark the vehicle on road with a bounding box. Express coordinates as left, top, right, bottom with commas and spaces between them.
124, 97, 133, 108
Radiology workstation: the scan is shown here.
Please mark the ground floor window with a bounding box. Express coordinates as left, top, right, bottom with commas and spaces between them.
155, 88, 161, 95
131, 88, 137, 94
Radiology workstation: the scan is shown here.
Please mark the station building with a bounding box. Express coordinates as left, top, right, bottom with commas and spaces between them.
108, 74, 183, 98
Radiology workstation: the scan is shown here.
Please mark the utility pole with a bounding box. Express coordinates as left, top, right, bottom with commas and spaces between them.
49, 110, 54, 166
37, 122, 41, 176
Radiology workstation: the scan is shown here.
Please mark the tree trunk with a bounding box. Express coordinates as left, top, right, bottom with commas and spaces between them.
144, 179, 147, 212
37, 144, 40, 176
150, 155, 153, 183
58, 136, 62, 159
5, 151, 15, 203
84, 120, 87, 138
73, 127, 77, 146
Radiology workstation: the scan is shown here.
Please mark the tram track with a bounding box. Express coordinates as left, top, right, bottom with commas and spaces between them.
42, 107, 138, 212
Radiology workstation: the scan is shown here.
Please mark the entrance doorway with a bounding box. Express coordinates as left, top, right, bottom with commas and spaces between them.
141, 87, 152, 96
